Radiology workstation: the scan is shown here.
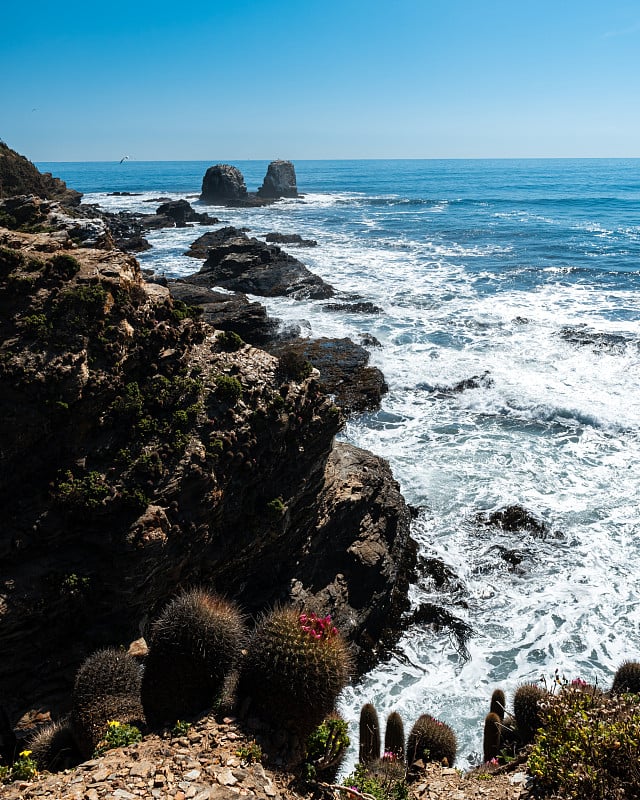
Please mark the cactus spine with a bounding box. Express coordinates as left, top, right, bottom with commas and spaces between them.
611, 661, 640, 695
490, 688, 506, 721
513, 683, 545, 745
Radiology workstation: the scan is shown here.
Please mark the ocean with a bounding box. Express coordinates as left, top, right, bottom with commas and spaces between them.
39, 158, 640, 768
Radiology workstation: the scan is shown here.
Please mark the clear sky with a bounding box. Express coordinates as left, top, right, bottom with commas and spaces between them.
1, 0, 639, 161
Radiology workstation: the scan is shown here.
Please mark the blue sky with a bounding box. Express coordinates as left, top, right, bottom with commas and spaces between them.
1, 0, 639, 161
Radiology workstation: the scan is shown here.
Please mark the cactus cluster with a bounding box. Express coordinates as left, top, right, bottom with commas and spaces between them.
238, 607, 351, 737
141, 589, 245, 726
70, 648, 144, 758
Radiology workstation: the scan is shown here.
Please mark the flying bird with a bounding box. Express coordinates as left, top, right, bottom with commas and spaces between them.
119, 155, 129, 164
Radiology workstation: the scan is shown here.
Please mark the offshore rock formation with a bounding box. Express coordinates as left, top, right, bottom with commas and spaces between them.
257, 160, 298, 199
0, 141, 81, 206
0, 221, 415, 723
200, 164, 249, 205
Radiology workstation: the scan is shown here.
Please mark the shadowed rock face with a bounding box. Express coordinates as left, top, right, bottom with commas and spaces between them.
0, 141, 81, 206
200, 164, 248, 204
257, 160, 298, 199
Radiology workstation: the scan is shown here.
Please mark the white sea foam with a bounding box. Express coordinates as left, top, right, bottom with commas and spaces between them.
88, 172, 640, 773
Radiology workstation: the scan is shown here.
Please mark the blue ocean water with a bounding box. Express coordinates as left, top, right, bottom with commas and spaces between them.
41, 159, 640, 768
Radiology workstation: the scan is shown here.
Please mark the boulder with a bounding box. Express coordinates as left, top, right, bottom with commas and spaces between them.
184, 226, 334, 300
154, 199, 218, 227
200, 164, 248, 204
257, 160, 298, 199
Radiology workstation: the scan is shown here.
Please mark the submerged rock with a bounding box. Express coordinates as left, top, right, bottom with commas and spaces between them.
264, 232, 317, 247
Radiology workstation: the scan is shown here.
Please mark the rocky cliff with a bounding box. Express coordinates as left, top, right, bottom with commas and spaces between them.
0, 141, 81, 206
0, 214, 415, 724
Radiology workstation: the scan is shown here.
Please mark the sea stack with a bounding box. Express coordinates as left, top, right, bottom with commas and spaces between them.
257, 159, 298, 198
200, 164, 248, 203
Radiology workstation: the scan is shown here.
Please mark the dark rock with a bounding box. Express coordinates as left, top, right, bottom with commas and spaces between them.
476, 504, 550, 538
264, 232, 317, 247
107, 191, 141, 196
359, 332, 382, 348
200, 164, 248, 204
167, 280, 280, 346
184, 227, 245, 259
418, 371, 494, 396
184, 226, 334, 300
268, 337, 387, 413
560, 324, 632, 354
289, 442, 415, 672
323, 301, 384, 314
257, 160, 298, 199
154, 199, 218, 228
0, 141, 81, 206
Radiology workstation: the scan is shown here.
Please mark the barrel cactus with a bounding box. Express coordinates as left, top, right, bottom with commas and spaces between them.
384, 711, 405, 762
27, 718, 80, 772
359, 703, 381, 765
406, 714, 457, 767
490, 688, 506, 721
70, 648, 144, 758
141, 589, 245, 726
513, 682, 546, 745
238, 606, 351, 738
483, 711, 502, 763
611, 661, 640, 695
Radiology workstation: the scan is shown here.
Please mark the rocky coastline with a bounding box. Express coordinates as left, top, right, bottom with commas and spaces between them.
0, 145, 416, 762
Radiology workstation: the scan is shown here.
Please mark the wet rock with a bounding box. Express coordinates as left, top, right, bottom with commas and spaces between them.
476, 505, 549, 537
264, 232, 317, 247
257, 160, 298, 199
408, 602, 473, 659
418, 371, 494, 396
560, 324, 633, 354
323, 300, 383, 314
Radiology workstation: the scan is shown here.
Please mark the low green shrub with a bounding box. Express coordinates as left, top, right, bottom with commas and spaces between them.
94, 720, 142, 755
528, 683, 640, 799
215, 374, 243, 405
217, 330, 244, 351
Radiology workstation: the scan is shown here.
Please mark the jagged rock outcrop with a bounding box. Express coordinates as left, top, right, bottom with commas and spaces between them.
0, 141, 81, 206
184, 226, 334, 300
0, 225, 415, 724
166, 280, 280, 346
264, 232, 317, 247
257, 160, 298, 199
200, 164, 249, 204
270, 337, 388, 414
